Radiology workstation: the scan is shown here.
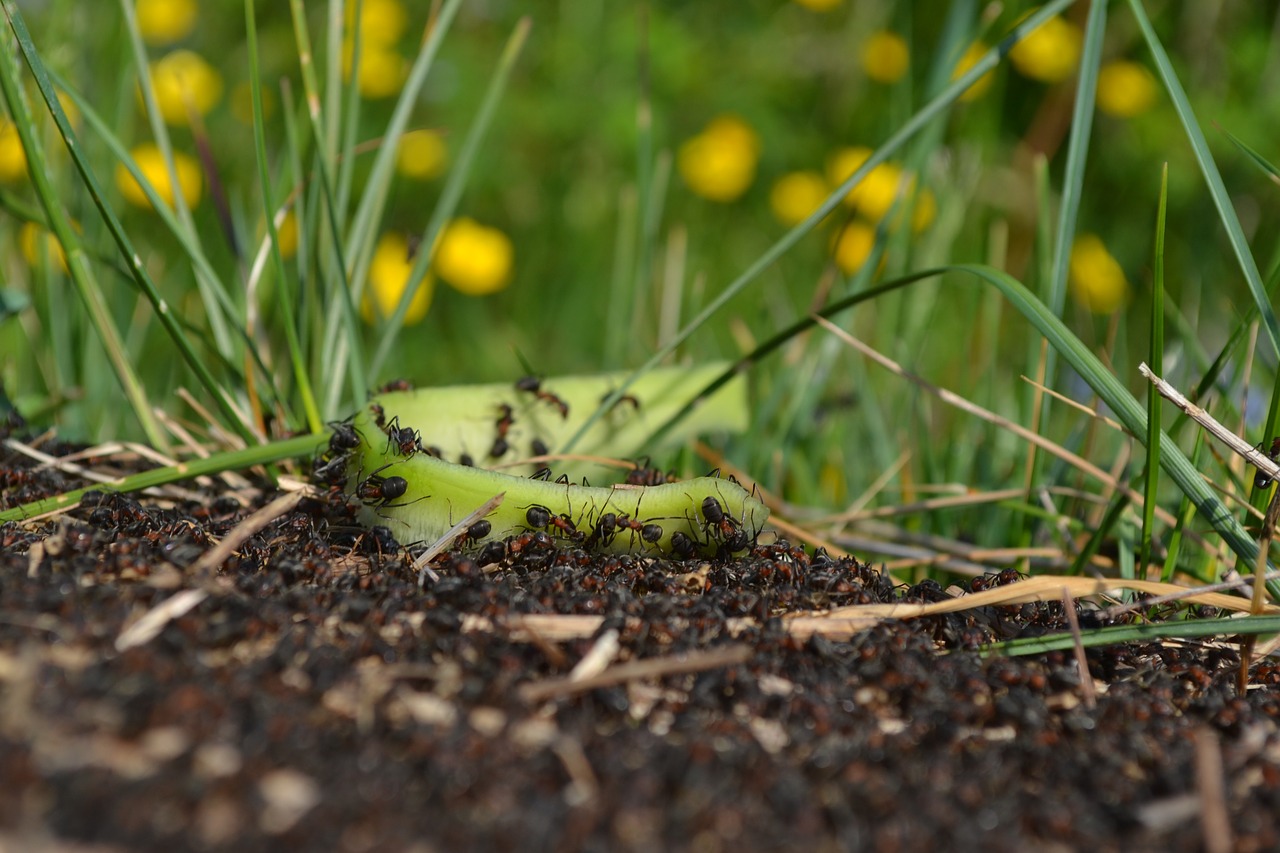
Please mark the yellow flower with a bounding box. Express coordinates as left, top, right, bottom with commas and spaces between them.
19, 221, 68, 272
276, 211, 298, 259
115, 143, 203, 209
952, 42, 996, 101
364, 232, 433, 324
148, 50, 223, 125
397, 129, 448, 180
791, 0, 842, 11
1096, 60, 1157, 118
0, 120, 27, 182
1069, 234, 1129, 314
770, 171, 829, 227
344, 44, 408, 99
434, 218, 514, 296
827, 146, 915, 221
347, 0, 408, 46
1009, 13, 1082, 84
832, 221, 876, 274
136, 0, 198, 45
861, 31, 909, 84
677, 115, 760, 203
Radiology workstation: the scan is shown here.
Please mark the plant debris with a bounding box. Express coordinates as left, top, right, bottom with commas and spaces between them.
2, 444, 1280, 851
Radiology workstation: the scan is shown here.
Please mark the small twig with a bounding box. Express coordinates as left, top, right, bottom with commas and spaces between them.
1194, 727, 1233, 853
1061, 587, 1097, 710
189, 489, 310, 576
519, 644, 752, 703
568, 628, 620, 681
413, 492, 506, 586
1138, 362, 1280, 485
115, 588, 210, 652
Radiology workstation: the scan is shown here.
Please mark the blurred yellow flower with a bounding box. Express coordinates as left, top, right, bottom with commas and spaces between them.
1069, 234, 1129, 314
952, 42, 996, 101
827, 146, 915, 221
1009, 13, 1082, 84
861, 31, 909, 84
677, 115, 761, 203
136, 0, 198, 45
364, 232, 433, 324
149, 50, 223, 125
276, 211, 298, 259
434, 218, 514, 296
1096, 60, 1157, 118
347, 0, 408, 46
115, 143, 203, 209
0, 120, 27, 182
19, 221, 68, 272
832, 221, 877, 274
770, 171, 829, 227
791, 0, 842, 11
344, 44, 408, 99
397, 129, 448, 180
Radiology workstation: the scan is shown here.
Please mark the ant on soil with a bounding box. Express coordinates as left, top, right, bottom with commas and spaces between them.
1255, 436, 1280, 489
515, 376, 569, 419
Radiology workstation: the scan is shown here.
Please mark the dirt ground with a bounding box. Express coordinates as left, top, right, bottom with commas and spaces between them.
3, 439, 1280, 852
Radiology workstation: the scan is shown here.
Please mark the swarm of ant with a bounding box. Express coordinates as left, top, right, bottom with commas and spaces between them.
312, 375, 767, 570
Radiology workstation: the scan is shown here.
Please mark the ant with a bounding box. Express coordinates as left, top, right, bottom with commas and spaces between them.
530, 467, 553, 481
700, 495, 751, 553
600, 390, 641, 412
455, 519, 492, 549
380, 415, 422, 457
459, 453, 475, 467
1256, 436, 1280, 489
354, 464, 424, 512
670, 530, 698, 559
371, 402, 387, 429
530, 438, 550, 457
515, 376, 569, 419
490, 404, 516, 458
327, 420, 363, 456
616, 515, 663, 547
586, 512, 619, 549
376, 378, 414, 394
312, 453, 349, 486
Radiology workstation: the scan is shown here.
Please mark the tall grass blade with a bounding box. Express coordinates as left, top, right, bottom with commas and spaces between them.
1129, 0, 1280, 359
1140, 164, 1168, 574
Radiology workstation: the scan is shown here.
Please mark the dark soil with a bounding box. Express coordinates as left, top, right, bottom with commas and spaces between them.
3, 439, 1280, 852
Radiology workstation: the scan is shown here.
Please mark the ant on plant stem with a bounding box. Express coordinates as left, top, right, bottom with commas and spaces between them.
515, 376, 570, 419
1255, 436, 1280, 489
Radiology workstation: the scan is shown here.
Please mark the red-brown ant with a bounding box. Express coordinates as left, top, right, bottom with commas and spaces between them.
455, 519, 492, 549
378, 414, 422, 457
354, 464, 424, 512
1255, 436, 1280, 489
370, 402, 387, 429
327, 420, 363, 455
700, 495, 751, 553
616, 515, 662, 546
490, 403, 516, 458
670, 530, 698, 558
586, 512, 619, 548
376, 378, 414, 394
600, 390, 641, 411
515, 376, 569, 419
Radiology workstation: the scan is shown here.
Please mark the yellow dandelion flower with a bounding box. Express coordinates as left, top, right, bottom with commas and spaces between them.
115, 143, 203, 209
363, 232, 433, 324
677, 115, 761, 203
19, 221, 69, 272
136, 0, 198, 46
434, 218, 514, 296
1069, 234, 1129, 314
1096, 60, 1157, 118
148, 50, 223, 125
770, 171, 829, 227
276, 211, 298, 259
347, 0, 408, 46
832, 221, 877, 274
397, 129, 448, 180
952, 42, 996, 102
861, 31, 910, 84
827, 146, 912, 221
791, 0, 842, 11
1009, 13, 1082, 84
343, 43, 408, 99
0, 120, 27, 182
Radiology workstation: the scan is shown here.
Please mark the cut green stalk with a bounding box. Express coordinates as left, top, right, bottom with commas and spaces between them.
1140, 164, 1168, 576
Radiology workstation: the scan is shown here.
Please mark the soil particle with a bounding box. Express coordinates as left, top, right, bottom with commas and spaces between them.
1, 445, 1279, 851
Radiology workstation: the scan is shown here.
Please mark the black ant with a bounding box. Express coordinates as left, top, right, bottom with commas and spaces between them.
700, 495, 750, 553
490, 404, 516, 458
530, 438, 549, 457
379, 415, 422, 457
327, 420, 363, 456
455, 519, 492, 549
515, 376, 569, 419
1256, 437, 1280, 489
616, 515, 663, 547
459, 453, 475, 467
670, 530, 698, 559
312, 454, 349, 486
525, 504, 553, 529
586, 512, 619, 549
531, 467, 553, 481
371, 402, 387, 429
355, 464, 424, 512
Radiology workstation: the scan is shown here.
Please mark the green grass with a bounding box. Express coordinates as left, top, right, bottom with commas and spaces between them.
4, 0, 1280, 624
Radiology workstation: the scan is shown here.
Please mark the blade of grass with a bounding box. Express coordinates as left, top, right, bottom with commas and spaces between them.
563, 0, 1077, 453
1129, 0, 1280, 359
0, 432, 329, 523
987, 613, 1280, 657
245, 0, 320, 434
2, 1, 258, 445
1222, 128, 1280, 183
367, 16, 532, 379
1140, 164, 1168, 575
0, 22, 166, 450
